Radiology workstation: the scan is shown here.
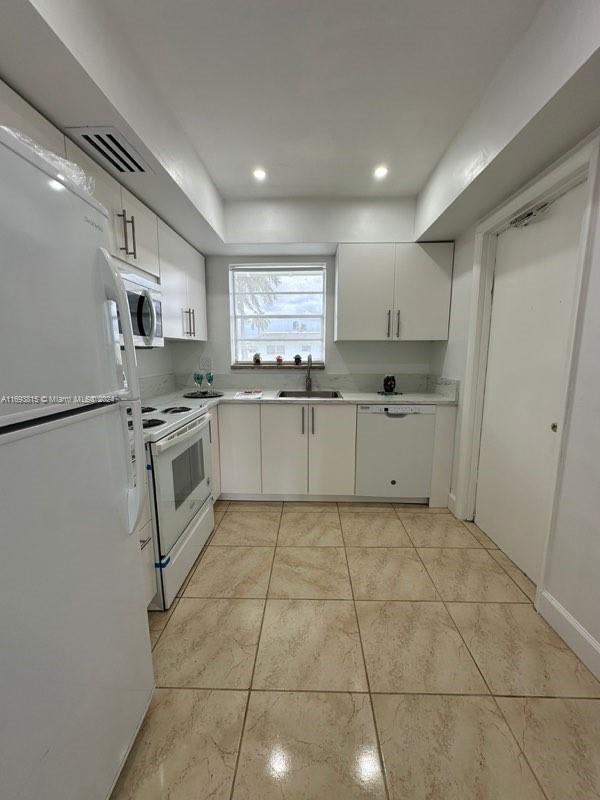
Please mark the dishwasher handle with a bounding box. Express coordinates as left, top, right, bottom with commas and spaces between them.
384, 409, 408, 418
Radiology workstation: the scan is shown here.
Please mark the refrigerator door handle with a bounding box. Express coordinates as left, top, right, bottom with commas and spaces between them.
125, 400, 146, 535
99, 247, 140, 401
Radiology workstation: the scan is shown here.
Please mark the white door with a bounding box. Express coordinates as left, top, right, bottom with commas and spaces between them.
219, 404, 262, 494
120, 187, 160, 277
308, 404, 356, 495
335, 243, 396, 340
393, 243, 453, 340
261, 404, 308, 494
157, 219, 189, 338
476, 181, 587, 581
187, 250, 208, 340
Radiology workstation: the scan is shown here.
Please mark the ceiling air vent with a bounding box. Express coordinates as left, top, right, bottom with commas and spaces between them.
66, 126, 152, 174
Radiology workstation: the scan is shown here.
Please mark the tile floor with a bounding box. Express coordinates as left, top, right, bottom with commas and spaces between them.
113, 501, 600, 799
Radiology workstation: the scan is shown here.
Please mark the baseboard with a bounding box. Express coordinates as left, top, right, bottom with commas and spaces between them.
537, 590, 600, 680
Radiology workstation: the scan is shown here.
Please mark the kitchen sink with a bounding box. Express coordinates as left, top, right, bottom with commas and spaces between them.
277, 390, 342, 399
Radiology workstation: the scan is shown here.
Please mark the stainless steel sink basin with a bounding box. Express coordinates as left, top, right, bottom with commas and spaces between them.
277, 390, 342, 399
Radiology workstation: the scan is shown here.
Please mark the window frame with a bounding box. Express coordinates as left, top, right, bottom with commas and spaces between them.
229, 263, 327, 367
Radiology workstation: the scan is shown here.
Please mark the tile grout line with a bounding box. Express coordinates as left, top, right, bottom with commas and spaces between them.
338, 502, 391, 800
227, 503, 283, 800
410, 536, 551, 800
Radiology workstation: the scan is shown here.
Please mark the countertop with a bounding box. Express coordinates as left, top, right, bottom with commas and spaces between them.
204, 390, 456, 407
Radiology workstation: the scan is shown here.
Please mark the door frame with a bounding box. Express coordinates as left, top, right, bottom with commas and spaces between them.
453, 134, 600, 595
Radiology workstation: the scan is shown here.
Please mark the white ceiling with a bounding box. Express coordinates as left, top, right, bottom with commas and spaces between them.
105, 0, 542, 199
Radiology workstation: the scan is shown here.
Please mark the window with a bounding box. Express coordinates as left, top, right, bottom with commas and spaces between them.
230, 265, 326, 364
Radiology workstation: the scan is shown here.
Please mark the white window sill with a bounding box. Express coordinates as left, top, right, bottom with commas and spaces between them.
231, 362, 326, 370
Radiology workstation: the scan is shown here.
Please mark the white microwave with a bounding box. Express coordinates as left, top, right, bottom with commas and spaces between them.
118, 268, 163, 348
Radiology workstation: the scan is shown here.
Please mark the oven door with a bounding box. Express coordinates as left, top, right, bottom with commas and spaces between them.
118, 275, 164, 348
150, 415, 212, 556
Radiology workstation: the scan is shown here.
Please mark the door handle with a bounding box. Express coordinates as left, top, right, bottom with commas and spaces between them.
311, 406, 315, 435
301, 406, 305, 434
386, 309, 391, 338
191, 308, 196, 337
118, 209, 135, 257
129, 215, 137, 259
396, 309, 400, 338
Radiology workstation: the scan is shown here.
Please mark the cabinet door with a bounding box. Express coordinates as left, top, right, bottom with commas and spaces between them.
187, 250, 208, 341
157, 219, 190, 338
334, 243, 395, 340
120, 187, 160, 277
209, 408, 221, 500
65, 139, 122, 256
219, 404, 261, 494
308, 405, 356, 495
261, 405, 308, 494
393, 243, 453, 340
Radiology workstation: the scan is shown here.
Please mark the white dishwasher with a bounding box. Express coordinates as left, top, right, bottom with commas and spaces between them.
355, 405, 436, 499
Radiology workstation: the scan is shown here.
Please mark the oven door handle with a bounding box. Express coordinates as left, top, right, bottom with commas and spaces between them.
153, 415, 210, 453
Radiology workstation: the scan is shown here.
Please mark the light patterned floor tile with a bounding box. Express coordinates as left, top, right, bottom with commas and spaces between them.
232, 691, 386, 799
373, 694, 544, 800
498, 697, 600, 800
340, 513, 412, 547
211, 511, 280, 546
418, 548, 529, 601
269, 547, 351, 599
356, 601, 486, 694
489, 550, 536, 600
111, 688, 246, 800
449, 602, 600, 697
184, 546, 274, 598
402, 513, 481, 547
346, 547, 438, 600
283, 501, 338, 513
278, 511, 343, 546
338, 502, 395, 513
153, 598, 264, 689
463, 520, 499, 548
253, 600, 367, 691
393, 504, 449, 514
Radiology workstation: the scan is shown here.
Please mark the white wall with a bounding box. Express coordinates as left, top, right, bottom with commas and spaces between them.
170, 255, 436, 390
225, 198, 415, 245
415, 0, 600, 238
430, 228, 476, 500
539, 164, 600, 675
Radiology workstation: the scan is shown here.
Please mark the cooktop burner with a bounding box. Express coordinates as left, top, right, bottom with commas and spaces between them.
143, 418, 165, 428
127, 406, 157, 414
162, 406, 192, 414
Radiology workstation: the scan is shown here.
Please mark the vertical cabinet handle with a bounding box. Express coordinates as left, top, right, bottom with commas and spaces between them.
191, 308, 196, 337
301, 406, 305, 434
386, 309, 391, 338
118, 209, 133, 256
130, 215, 137, 259
396, 309, 400, 338
311, 406, 315, 435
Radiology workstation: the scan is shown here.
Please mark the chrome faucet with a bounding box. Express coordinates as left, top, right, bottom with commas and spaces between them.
305, 354, 313, 392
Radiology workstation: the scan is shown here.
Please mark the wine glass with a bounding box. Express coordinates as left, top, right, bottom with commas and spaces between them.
206, 371, 214, 393
193, 372, 204, 393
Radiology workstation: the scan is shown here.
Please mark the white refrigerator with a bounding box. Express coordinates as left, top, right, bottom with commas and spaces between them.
0, 128, 154, 799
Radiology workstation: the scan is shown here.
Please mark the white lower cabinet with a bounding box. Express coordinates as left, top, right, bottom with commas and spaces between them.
219, 404, 261, 494
308, 404, 357, 495
209, 408, 221, 501
261, 405, 308, 494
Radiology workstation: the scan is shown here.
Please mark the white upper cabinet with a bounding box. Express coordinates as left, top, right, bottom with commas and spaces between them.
157, 220, 207, 340
65, 139, 122, 255
117, 188, 160, 277
334, 243, 396, 340
308, 404, 356, 495
261, 405, 308, 495
393, 243, 453, 340
334, 242, 453, 341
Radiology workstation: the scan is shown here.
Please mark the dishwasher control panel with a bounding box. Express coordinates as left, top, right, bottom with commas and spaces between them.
358, 404, 436, 415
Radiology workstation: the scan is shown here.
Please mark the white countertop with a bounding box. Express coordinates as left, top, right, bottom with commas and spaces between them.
203, 389, 457, 407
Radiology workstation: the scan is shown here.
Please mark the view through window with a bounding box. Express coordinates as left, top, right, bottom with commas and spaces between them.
230, 265, 326, 364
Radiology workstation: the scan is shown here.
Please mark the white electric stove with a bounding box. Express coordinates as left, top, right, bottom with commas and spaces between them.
140, 393, 214, 609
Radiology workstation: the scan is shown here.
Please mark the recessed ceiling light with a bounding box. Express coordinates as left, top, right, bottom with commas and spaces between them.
373, 164, 388, 180
253, 167, 267, 182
